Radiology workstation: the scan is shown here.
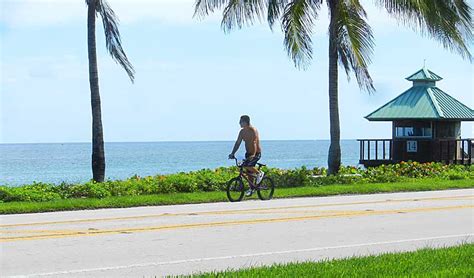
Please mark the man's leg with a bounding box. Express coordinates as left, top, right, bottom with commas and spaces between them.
245, 166, 258, 175
242, 167, 257, 196
250, 153, 264, 184
244, 155, 260, 177
243, 154, 260, 191
244, 167, 258, 186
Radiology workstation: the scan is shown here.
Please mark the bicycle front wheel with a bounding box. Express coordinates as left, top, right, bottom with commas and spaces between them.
226, 177, 244, 202
257, 176, 274, 200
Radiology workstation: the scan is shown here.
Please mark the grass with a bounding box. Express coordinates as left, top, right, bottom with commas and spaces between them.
0, 178, 472, 214
186, 243, 474, 277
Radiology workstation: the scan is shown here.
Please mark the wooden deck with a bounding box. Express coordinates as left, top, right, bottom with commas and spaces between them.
357, 138, 473, 167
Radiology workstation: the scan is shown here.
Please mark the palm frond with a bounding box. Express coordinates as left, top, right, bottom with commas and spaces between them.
195, 0, 289, 31
194, 0, 270, 33
93, 0, 135, 82
282, 0, 322, 69
375, 0, 473, 61
221, 0, 267, 32
336, 0, 375, 92
194, 0, 229, 19
268, 0, 289, 29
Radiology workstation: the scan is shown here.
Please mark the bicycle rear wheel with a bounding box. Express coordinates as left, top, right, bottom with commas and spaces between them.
226, 177, 244, 202
257, 176, 274, 200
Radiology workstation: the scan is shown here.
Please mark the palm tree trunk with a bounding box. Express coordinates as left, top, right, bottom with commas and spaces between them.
87, 0, 106, 182
327, 0, 341, 175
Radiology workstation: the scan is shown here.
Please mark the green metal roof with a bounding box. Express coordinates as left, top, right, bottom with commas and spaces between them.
430, 87, 473, 119
406, 68, 443, 81
366, 70, 473, 121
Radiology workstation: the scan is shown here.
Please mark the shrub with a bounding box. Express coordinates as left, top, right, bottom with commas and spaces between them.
69, 181, 111, 199
162, 174, 198, 193
0, 162, 472, 203
0, 182, 61, 202
265, 167, 313, 188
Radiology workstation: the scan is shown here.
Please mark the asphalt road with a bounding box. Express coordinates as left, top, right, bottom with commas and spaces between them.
1, 189, 473, 277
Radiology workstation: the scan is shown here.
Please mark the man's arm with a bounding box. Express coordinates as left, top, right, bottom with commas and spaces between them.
229, 130, 243, 158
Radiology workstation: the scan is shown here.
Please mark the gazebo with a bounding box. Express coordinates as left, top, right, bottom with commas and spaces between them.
358, 67, 473, 167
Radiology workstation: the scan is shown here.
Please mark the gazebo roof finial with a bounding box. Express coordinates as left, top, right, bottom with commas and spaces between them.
406, 65, 443, 82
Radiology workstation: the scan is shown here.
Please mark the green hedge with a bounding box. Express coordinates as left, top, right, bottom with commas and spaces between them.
1, 162, 473, 203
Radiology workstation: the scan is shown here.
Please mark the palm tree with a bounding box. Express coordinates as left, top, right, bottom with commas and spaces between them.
86, 0, 135, 182
194, 0, 473, 174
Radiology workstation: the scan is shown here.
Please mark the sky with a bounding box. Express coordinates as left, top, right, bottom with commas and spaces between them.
0, 0, 473, 143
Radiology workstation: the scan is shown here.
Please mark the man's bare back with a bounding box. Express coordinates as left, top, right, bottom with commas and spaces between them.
240, 126, 261, 157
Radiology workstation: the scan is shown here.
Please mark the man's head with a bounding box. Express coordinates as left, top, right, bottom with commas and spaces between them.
239, 115, 250, 127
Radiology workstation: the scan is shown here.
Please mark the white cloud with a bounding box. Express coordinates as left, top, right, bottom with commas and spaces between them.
1, 55, 87, 86
1, 0, 84, 27
113, 0, 202, 24
0, 0, 219, 28
1, 0, 402, 30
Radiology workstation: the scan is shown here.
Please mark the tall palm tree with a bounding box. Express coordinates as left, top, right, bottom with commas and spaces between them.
194, 0, 473, 174
86, 0, 135, 182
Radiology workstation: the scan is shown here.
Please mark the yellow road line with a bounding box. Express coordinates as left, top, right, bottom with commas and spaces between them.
0, 229, 79, 234
1, 204, 472, 243
0, 210, 356, 235
1, 194, 472, 228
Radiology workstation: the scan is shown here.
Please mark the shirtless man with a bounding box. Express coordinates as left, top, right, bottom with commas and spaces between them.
228, 115, 264, 196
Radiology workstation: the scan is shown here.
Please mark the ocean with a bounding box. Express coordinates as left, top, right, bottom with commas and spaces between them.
0, 140, 360, 186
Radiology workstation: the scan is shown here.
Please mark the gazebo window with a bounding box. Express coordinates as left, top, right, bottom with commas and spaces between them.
395, 126, 432, 138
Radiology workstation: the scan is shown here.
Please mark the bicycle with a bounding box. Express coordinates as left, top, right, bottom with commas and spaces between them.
226, 157, 275, 202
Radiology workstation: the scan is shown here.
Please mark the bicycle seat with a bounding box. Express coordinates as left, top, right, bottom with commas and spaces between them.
256, 163, 266, 167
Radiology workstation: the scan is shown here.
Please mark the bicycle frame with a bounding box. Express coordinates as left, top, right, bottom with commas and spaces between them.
226, 157, 274, 202
232, 158, 263, 190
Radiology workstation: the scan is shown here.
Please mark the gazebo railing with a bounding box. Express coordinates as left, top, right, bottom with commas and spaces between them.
436, 138, 473, 164
358, 139, 393, 162
358, 138, 473, 166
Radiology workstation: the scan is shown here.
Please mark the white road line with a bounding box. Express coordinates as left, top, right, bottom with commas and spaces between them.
10, 233, 473, 278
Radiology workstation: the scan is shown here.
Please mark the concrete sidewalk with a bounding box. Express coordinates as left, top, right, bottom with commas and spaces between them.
1, 189, 473, 277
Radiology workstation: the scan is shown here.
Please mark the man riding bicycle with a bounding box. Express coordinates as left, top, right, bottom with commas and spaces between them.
228, 115, 264, 196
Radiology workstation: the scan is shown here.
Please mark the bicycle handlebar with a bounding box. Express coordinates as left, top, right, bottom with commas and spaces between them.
228, 157, 242, 167
233, 157, 240, 167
